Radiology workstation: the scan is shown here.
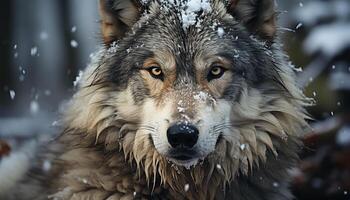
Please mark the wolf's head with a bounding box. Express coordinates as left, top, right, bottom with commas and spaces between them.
65, 0, 310, 194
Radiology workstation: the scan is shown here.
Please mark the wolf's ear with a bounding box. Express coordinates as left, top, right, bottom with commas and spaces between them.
227, 0, 277, 41
99, 0, 141, 44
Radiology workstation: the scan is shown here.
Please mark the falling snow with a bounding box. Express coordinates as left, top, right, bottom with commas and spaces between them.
70, 40, 78, 48
309, 77, 314, 83
9, 90, 15, 100
294, 67, 303, 72
279, 27, 296, 33
273, 182, 279, 187
30, 46, 38, 56
184, 184, 190, 192
336, 126, 350, 146
296, 23, 303, 29
30, 100, 39, 114
42, 160, 51, 172
44, 90, 51, 96
40, 31, 48, 40
289, 61, 303, 72
52, 121, 58, 126
71, 26, 77, 33
18, 66, 26, 82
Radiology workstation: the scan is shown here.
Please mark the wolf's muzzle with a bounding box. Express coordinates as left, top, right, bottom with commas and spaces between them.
167, 123, 199, 149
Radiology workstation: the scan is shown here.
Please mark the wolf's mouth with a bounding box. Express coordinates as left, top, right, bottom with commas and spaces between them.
173, 155, 193, 161
167, 148, 200, 165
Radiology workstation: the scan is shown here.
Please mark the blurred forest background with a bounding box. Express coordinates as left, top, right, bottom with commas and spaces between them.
0, 0, 350, 199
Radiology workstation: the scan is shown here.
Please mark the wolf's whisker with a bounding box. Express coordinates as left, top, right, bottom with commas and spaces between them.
213, 123, 232, 131
213, 122, 232, 128
213, 125, 233, 132
138, 126, 156, 130
138, 123, 157, 128
138, 125, 156, 130
138, 128, 156, 133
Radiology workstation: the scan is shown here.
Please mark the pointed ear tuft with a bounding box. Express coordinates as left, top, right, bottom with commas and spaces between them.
99, 0, 141, 44
228, 0, 277, 41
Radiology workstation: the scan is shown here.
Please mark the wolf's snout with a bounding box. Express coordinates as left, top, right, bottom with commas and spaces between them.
167, 123, 199, 148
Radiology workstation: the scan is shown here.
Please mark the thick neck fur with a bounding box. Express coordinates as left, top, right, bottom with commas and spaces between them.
35, 45, 310, 200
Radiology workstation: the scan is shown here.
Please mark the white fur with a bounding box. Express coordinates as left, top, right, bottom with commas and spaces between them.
0, 141, 36, 195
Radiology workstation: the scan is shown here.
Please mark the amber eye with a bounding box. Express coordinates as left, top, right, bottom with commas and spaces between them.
147, 66, 164, 80
207, 65, 226, 81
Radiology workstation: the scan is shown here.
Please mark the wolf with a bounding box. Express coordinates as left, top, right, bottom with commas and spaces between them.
0, 0, 311, 199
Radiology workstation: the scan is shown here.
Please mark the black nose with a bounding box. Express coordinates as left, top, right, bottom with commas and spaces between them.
167, 123, 199, 148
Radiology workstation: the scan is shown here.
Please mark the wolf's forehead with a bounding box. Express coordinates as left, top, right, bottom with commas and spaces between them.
142, 5, 226, 56
127, 0, 242, 75
145, 0, 225, 38
142, 23, 223, 74
157, 0, 213, 28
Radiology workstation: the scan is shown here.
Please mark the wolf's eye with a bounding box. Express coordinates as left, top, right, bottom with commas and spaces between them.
207, 65, 226, 81
147, 66, 164, 80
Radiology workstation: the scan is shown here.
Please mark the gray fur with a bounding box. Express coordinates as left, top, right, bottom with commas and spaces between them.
0, 0, 310, 199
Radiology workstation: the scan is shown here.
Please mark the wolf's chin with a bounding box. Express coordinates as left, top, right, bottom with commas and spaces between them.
168, 158, 200, 169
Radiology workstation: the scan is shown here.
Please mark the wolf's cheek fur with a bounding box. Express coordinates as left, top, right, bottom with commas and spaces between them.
195, 99, 232, 157
136, 98, 173, 156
